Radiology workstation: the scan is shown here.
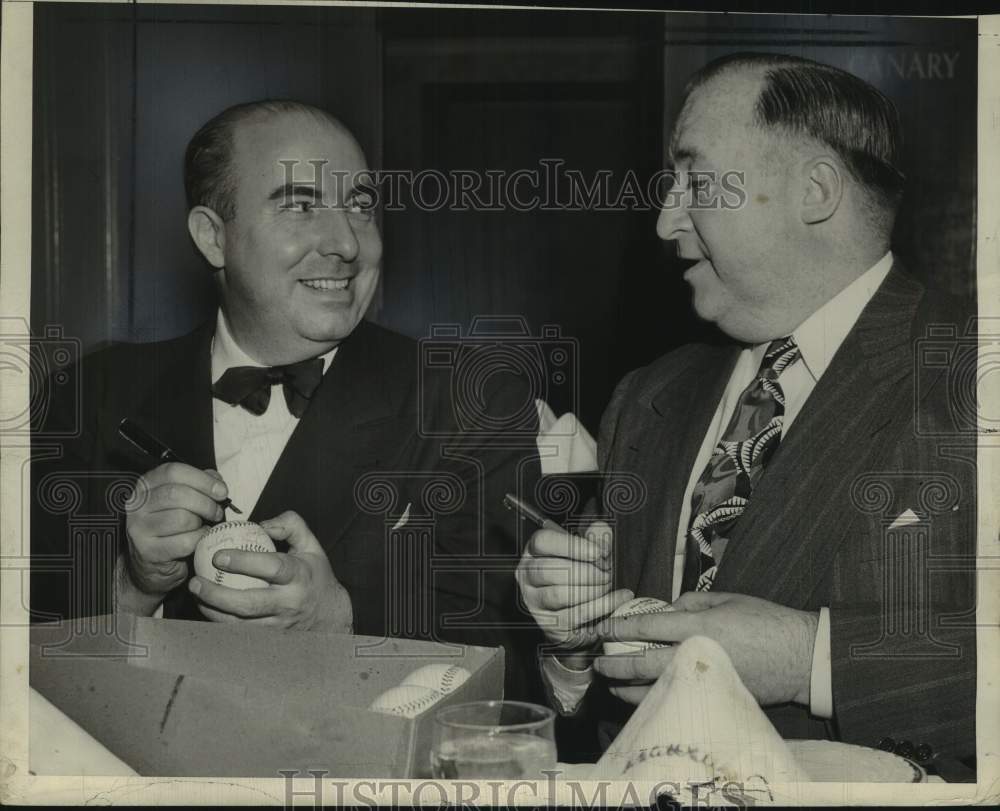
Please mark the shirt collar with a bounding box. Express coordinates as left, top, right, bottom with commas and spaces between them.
210, 310, 338, 384
753, 251, 893, 382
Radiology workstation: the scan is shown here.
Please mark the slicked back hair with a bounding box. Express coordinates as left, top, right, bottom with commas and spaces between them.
677, 52, 905, 224
184, 99, 346, 221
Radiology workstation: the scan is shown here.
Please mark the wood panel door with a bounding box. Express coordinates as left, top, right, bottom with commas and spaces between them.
380, 9, 673, 430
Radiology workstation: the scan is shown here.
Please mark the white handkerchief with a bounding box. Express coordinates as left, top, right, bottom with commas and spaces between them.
535, 399, 598, 475
889, 508, 922, 530
391, 502, 411, 531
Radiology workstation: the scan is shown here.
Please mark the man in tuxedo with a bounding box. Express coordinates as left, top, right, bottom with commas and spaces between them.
30, 99, 544, 702
517, 53, 977, 770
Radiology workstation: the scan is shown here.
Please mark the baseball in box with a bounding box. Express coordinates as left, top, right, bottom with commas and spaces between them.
29, 613, 504, 777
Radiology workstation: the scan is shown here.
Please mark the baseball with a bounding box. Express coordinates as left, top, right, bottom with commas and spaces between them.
193, 521, 276, 590
402, 664, 471, 696
369, 684, 444, 718
602, 596, 675, 656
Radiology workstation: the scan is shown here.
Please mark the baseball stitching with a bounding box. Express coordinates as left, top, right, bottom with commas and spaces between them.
440, 667, 458, 691
607, 599, 674, 652
204, 520, 256, 536
376, 691, 440, 716
620, 598, 673, 619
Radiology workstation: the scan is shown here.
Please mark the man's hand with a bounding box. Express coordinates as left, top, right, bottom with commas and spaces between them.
188, 510, 353, 633
121, 462, 227, 613
515, 520, 634, 658
594, 591, 819, 707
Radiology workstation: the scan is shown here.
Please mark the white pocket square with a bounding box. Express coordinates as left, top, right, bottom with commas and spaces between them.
534, 399, 598, 474
888, 508, 922, 529
391, 503, 411, 531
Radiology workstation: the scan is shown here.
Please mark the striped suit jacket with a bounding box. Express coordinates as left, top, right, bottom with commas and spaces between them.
593, 265, 977, 764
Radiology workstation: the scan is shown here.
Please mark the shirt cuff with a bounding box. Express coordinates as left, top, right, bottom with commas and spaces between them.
113, 554, 164, 618
540, 654, 595, 715
809, 606, 833, 719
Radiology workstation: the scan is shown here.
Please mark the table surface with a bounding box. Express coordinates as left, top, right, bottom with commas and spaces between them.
30, 688, 942, 783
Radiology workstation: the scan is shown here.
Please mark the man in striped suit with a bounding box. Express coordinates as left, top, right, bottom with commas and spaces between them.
517, 53, 976, 775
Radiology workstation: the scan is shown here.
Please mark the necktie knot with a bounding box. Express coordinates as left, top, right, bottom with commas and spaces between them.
212, 357, 324, 418
758, 336, 800, 380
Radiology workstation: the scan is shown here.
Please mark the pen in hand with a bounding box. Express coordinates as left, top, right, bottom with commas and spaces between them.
503, 492, 613, 572
503, 492, 565, 532
117, 418, 243, 514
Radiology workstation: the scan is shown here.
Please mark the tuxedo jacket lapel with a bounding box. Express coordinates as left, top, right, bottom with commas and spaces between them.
250, 321, 410, 551
118, 324, 217, 623
712, 266, 924, 602
615, 345, 737, 599
126, 323, 217, 472
122, 319, 408, 554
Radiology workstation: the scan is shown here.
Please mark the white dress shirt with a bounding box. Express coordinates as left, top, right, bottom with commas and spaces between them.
140, 311, 336, 617
211, 311, 337, 518
543, 251, 894, 717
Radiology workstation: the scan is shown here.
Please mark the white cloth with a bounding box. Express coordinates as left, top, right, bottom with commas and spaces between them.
535, 399, 598, 474
584, 638, 928, 786
543, 252, 893, 718
30, 688, 138, 775
211, 310, 336, 518
590, 635, 810, 798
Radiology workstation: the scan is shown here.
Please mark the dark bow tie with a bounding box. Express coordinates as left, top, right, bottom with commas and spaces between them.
212, 357, 324, 418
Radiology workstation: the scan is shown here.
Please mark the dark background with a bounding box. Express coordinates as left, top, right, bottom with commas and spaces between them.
31, 2, 977, 432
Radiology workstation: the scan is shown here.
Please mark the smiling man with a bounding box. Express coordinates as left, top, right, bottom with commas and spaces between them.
517, 54, 977, 773
185, 106, 381, 365
31, 100, 544, 703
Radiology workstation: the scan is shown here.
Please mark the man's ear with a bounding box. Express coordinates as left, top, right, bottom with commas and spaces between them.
187, 206, 227, 269
800, 156, 843, 225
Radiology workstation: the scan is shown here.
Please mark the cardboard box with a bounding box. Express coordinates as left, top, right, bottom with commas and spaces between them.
30, 614, 504, 777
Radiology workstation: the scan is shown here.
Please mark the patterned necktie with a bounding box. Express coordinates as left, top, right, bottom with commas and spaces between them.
681, 336, 801, 592
212, 357, 324, 419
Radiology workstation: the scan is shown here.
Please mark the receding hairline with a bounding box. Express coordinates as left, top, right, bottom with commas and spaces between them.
670, 63, 880, 171
184, 99, 368, 220
669, 54, 904, 233
668, 68, 769, 164
228, 104, 361, 156
223, 105, 369, 211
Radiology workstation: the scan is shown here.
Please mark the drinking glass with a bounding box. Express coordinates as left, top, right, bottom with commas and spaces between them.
430, 700, 557, 779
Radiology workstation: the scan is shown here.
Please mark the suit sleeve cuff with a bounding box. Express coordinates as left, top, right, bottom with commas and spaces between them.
809, 606, 833, 719
540, 654, 594, 715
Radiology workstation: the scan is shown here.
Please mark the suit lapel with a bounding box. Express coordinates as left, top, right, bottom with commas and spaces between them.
250, 322, 408, 550
712, 266, 924, 603
122, 325, 217, 624
616, 345, 737, 599
120, 319, 410, 555
129, 323, 216, 471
